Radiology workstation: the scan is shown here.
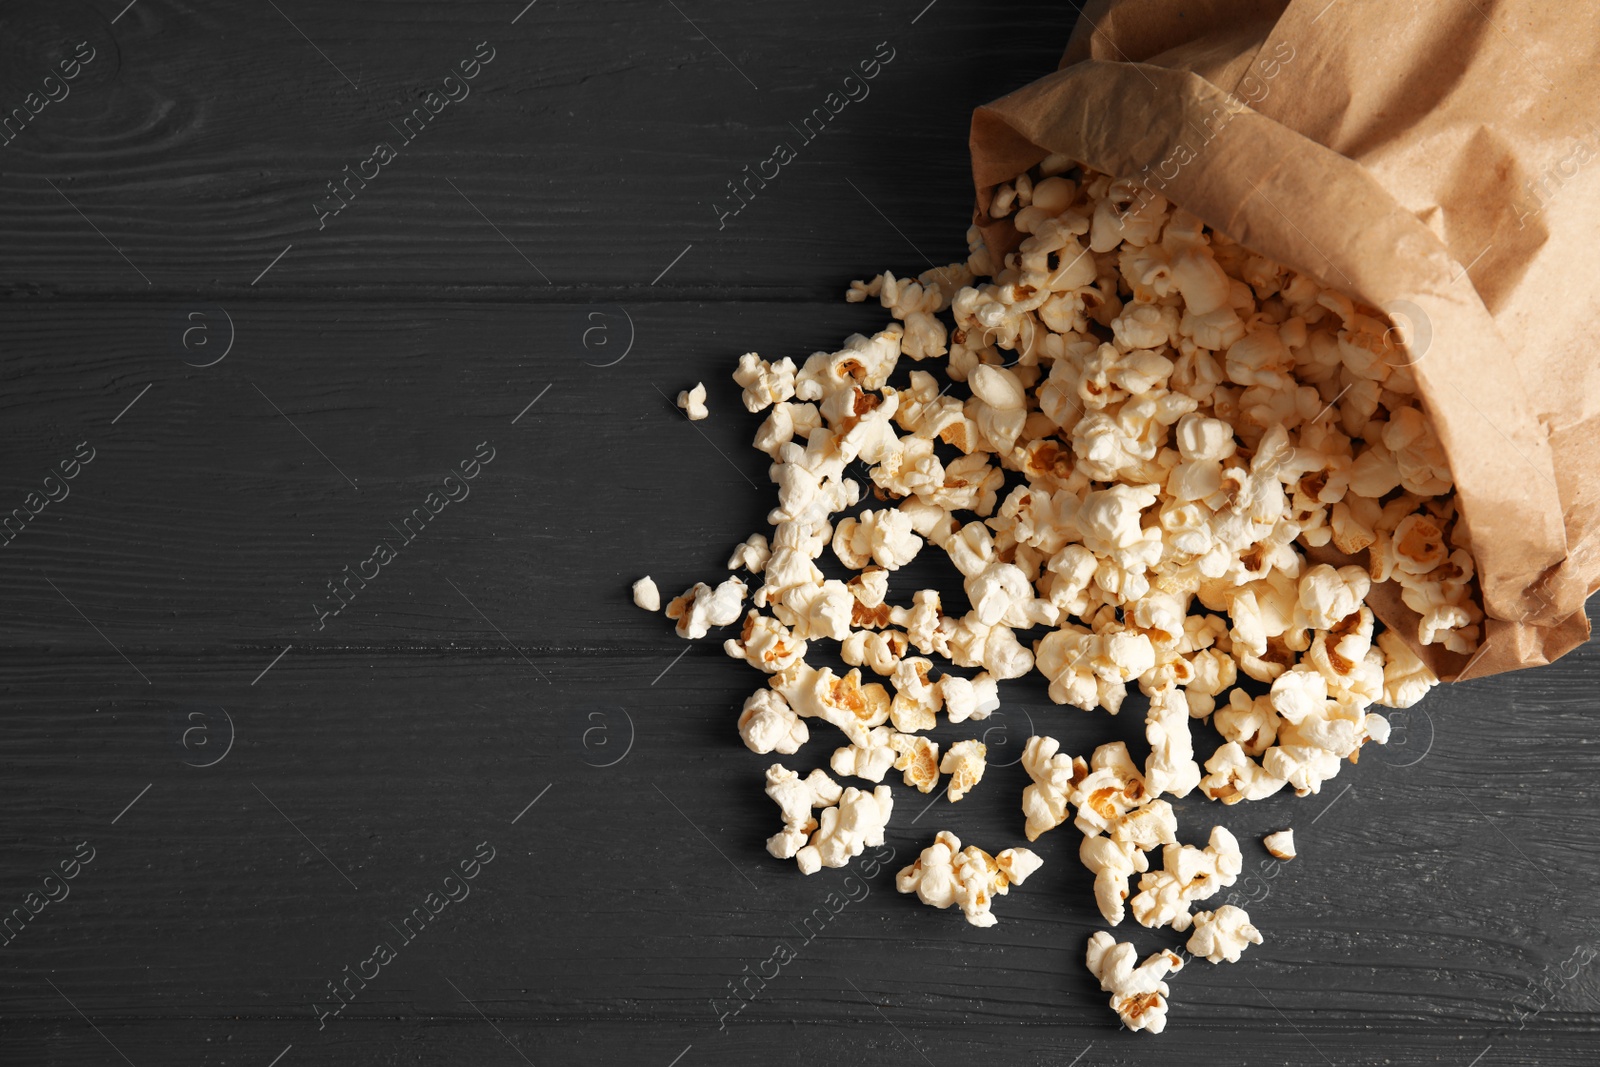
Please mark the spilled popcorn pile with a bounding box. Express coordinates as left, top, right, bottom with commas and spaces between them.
638, 158, 1477, 1033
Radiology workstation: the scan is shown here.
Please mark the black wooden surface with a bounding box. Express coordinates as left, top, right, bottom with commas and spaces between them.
1, 1, 1597, 1064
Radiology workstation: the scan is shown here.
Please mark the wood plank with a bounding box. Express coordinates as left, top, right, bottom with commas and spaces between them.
0, 0, 1079, 297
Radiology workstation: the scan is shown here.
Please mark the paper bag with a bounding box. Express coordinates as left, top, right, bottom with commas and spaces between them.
967, 0, 1599, 681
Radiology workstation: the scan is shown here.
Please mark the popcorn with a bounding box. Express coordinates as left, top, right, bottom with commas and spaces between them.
1085, 931, 1185, 1034
1144, 688, 1201, 798
727, 534, 771, 574
676, 381, 709, 420
1069, 742, 1149, 837
1200, 742, 1287, 804
732, 353, 797, 412
724, 611, 807, 673
664, 577, 747, 639
632, 576, 660, 612
1186, 905, 1263, 963
1080, 836, 1146, 926
1214, 690, 1280, 756
1021, 734, 1086, 841
892, 733, 941, 793
1263, 829, 1296, 860
764, 764, 842, 860
795, 784, 894, 875
939, 672, 999, 723
888, 657, 942, 732
1129, 826, 1243, 930
829, 725, 900, 783
832, 508, 924, 570
939, 739, 988, 801
896, 830, 1042, 927
1376, 628, 1438, 708
774, 581, 852, 644
738, 689, 808, 755
769, 663, 891, 747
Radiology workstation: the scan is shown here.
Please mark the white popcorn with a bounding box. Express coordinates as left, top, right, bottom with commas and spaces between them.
896, 830, 1042, 927
1129, 826, 1243, 931
727, 534, 771, 574
888, 656, 942, 732
832, 508, 924, 570
1085, 931, 1185, 1034
1077, 484, 1160, 555
1200, 742, 1287, 805
1144, 688, 1201, 799
1070, 742, 1150, 837
1376, 628, 1438, 708
769, 662, 891, 747
1021, 734, 1085, 841
795, 784, 893, 875
775, 579, 855, 643
676, 381, 709, 420
939, 739, 987, 801
732, 353, 797, 412
829, 725, 900, 783
664, 576, 747, 639
632, 576, 660, 612
1263, 829, 1296, 861
1269, 665, 1329, 725
724, 610, 807, 673
1081, 835, 1146, 926
939, 672, 999, 723
1214, 690, 1280, 756
891, 733, 941, 793
840, 627, 909, 676
847, 567, 890, 610
763, 764, 842, 860
1186, 905, 1263, 963
738, 689, 809, 755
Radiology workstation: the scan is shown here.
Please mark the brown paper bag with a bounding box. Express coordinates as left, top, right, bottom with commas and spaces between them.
967, 0, 1598, 681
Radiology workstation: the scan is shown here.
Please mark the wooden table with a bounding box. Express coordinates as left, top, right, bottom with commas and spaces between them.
1, 1, 1595, 1063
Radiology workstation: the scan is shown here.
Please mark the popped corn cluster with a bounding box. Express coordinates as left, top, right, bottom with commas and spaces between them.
646, 158, 1473, 1031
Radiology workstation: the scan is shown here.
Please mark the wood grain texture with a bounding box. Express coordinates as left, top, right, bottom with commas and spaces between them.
0, 1, 1597, 1065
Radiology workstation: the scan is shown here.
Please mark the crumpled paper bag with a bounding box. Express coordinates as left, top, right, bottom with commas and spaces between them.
967, 0, 1598, 680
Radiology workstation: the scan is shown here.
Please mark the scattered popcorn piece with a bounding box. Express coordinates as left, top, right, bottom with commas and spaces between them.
724, 610, 808, 673
676, 381, 709, 420
1021, 735, 1086, 841
632, 576, 660, 612
1129, 826, 1243, 931
795, 784, 894, 875
1186, 905, 1264, 963
763, 764, 842, 860
727, 534, 771, 574
1081, 836, 1145, 926
732, 353, 797, 412
1070, 742, 1150, 837
892, 733, 941, 793
1376, 628, 1439, 708
1200, 742, 1287, 805
738, 689, 808, 755
939, 672, 999, 722
770, 662, 891, 743
896, 830, 1042, 927
829, 726, 900, 783
1144, 688, 1201, 799
940, 739, 988, 801
1263, 829, 1296, 861
1085, 931, 1185, 1034
664, 577, 747, 640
